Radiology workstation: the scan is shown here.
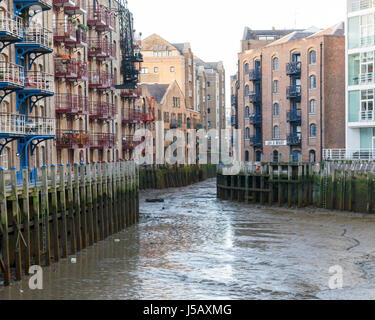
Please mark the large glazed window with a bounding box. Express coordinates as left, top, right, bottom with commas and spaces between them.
360, 13, 375, 47
348, 16, 360, 49
348, 53, 360, 86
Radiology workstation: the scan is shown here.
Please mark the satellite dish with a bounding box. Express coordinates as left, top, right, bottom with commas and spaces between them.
29, 5, 43, 17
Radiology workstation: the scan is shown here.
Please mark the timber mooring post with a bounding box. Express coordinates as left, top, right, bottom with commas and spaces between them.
287, 164, 293, 207
297, 164, 303, 208
269, 164, 274, 205
67, 164, 76, 254
50, 165, 60, 262
41, 165, 51, 266
73, 164, 82, 251
92, 163, 99, 242
86, 164, 94, 246
80, 163, 88, 248
59, 164, 68, 258
278, 164, 282, 207
260, 164, 265, 205
22, 167, 31, 273
0, 168, 11, 286
245, 165, 249, 204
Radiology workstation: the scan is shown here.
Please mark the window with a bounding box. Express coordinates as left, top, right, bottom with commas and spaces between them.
207, 95, 211, 101
170, 66, 175, 73
245, 106, 250, 118
310, 124, 317, 137
361, 89, 374, 120
244, 63, 249, 74
309, 99, 317, 114
273, 103, 279, 116
246, 127, 250, 139
141, 67, 148, 74
208, 121, 211, 127
207, 81, 210, 87
273, 57, 279, 71
154, 67, 158, 73
273, 151, 279, 163
273, 80, 279, 93
310, 75, 317, 89
245, 85, 249, 96
309, 150, 316, 163
309, 50, 317, 64
208, 108, 211, 114
273, 125, 280, 139
245, 151, 250, 162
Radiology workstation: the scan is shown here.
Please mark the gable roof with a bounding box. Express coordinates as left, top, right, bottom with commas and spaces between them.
141, 33, 177, 52
242, 27, 304, 41
141, 83, 170, 103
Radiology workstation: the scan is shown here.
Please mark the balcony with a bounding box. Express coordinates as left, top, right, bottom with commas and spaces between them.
249, 113, 262, 126
13, 0, 52, 16
249, 91, 261, 104
88, 39, 115, 59
55, 94, 89, 115
0, 114, 55, 138
286, 109, 302, 123
55, 58, 87, 81
53, 0, 75, 7
89, 101, 116, 120
0, 12, 23, 44
286, 85, 301, 100
287, 134, 302, 146
54, 19, 78, 44
249, 68, 261, 82
120, 87, 142, 99
23, 71, 54, 94
142, 113, 155, 123
0, 62, 25, 89
16, 26, 53, 55
63, 0, 87, 15
56, 129, 90, 149
66, 28, 88, 48
231, 95, 238, 107
90, 133, 116, 149
122, 135, 142, 150
88, 71, 113, 90
231, 115, 238, 127
286, 61, 301, 76
250, 135, 262, 147
121, 109, 143, 123
87, 6, 115, 31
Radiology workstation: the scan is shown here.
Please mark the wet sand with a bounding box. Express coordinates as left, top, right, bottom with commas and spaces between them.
0, 178, 375, 300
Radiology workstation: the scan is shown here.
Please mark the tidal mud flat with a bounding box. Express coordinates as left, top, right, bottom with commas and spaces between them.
1, 179, 375, 300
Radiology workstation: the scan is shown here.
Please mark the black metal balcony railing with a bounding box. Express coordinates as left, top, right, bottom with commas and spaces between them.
250, 135, 262, 147
286, 61, 302, 76
249, 113, 262, 126
231, 95, 238, 107
231, 115, 238, 127
249, 91, 261, 104
249, 68, 261, 81
286, 85, 302, 100
287, 134, 302, 146
286, 109, 302, 123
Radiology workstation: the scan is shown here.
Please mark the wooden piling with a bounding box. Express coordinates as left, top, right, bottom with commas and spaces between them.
50, 165, 60, 262
58, 165, 68, 258
0, 168, 11, 285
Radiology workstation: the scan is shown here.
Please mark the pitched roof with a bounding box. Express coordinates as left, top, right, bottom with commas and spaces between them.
242, 27, 304, 41
141, 83, 170, 103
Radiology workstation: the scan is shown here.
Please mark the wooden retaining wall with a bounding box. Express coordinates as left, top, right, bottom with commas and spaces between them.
139, 164, 217, 190
217, 162, 375, 214
0, 161, 139, 286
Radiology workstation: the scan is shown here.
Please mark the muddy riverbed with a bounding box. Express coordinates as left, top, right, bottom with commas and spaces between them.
1, 178, 375, 300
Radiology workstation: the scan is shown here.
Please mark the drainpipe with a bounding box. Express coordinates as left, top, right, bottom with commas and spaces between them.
320, 42, 323, 162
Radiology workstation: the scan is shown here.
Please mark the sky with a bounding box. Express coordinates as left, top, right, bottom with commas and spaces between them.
128, 0, 346, 115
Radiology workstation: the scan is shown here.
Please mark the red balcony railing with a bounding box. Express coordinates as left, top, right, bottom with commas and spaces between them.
141, 113, 155, 123
54, 19, 77, 43
55, 94, 89, 114
65, 28, 88, 47
87, 6, 115, 31
88, 39, 115, 59
122, 135, 142, 150
90, 133, 116, 149
121, 108, 143, 123
64, 0, 87, 15
88, 71, 113, 89
56, 129, 90, 149
53, 0, 75, 7
120, 87, 142, 99
55, 58, 87, 81
89, 101, 116, 120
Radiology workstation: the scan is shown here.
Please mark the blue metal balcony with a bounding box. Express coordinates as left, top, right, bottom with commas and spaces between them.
249, 113, 262, 126
250, 135, 262, 147
287, 134, 302, 146
286, 109, 302, 123
13, 0, 52, 16
249, 68, 261, 82
0, 62, 25, 104
249, 91, 261, 104
231, 95, 238, 107
286, 61, 301, 76
0, 13, 23, 53
286, 85, 301, 101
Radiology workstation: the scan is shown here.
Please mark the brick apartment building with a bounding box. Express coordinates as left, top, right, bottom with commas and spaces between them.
233, 24, 346, 163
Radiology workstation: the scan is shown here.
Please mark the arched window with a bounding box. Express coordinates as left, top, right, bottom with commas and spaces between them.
273, 57, 279, 71
273, 125, 280, 139
310, 99, 317, 114
245, 84, 249, 96
273, 103, 279, 116
292, 150, 301, 163
245, 151, 250, 162
309, 50, 317, 64
273, 150, 279, 163
2, 147, 9, 169
244, 63, 249, 74
245, 106, 250, 118
273, 80, 279, 93
309, 150, 316, 163
310, 123, 317, 137
310, 75, 317, 89
246, 127, 250, 139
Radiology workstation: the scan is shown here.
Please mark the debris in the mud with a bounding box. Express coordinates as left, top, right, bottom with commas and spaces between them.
146, 199, 165, 203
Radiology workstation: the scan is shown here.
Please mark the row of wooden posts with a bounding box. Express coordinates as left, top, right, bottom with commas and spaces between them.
217, 161, 375, 214
0, 161, 139, 286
